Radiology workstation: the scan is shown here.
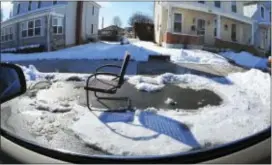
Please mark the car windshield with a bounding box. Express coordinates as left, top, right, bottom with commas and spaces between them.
0, 0, 271, 160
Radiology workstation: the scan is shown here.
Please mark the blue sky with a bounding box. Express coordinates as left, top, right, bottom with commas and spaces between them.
99, 2, 154, 28
1, 1, 154, 29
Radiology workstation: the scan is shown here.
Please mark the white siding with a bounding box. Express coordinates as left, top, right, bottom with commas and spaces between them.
81, 1, 100, 40
65, 1, 77, 45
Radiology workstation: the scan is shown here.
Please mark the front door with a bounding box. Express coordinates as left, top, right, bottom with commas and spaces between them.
197, 19, 206, 44
260, 29, 267, 49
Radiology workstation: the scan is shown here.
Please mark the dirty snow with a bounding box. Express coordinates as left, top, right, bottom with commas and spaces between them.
220, 51, 268, 70
2, 65, 270, 156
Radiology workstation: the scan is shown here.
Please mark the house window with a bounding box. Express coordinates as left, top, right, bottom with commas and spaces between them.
173, 13, 182, 33
34, 19, 41, 36
231, 24, 237, 41
261, 6, 265, 19
28, 1, 32, 11
17, 4, 21, 14
53, 0, 57, 5
21, 19, 41, 38
1, 26, 13, 42
91, 24, 94, 34
198, 1, 205, 4
52, 17, 63, 34
214, 1, 221, 8
92, 6, 94, 15
231, 1, 237, 13
37, 1, 41, 8
269, 11, 271, 22
213, 19, 217, 37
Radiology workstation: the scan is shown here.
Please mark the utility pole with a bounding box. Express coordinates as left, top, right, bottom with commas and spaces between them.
101, 17, 104, 29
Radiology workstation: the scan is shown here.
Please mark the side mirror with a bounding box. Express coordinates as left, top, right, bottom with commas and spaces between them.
0, 63, 27, 104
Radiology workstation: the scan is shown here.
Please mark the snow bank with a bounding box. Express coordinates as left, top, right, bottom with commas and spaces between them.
1, 42, 154, 62
220, 51, 268, 69
132, 41, 230, 65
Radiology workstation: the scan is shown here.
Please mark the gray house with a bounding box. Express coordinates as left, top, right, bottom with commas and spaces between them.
244, 1, 271, 53
1, 1, 100, 53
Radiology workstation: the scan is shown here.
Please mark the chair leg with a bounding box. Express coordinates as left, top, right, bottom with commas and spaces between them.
86, 89, 93, 111
94, 92, 132, 110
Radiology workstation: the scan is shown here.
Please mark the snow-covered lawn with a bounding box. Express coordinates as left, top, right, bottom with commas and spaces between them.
2, 41, 267, 71
2, 65, 270, 156
220, 51, 269, 70
2, 41, 230, 66
1, 42, 154, 62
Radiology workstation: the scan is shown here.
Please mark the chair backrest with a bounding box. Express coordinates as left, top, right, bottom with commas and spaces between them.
117, 52, 131, 87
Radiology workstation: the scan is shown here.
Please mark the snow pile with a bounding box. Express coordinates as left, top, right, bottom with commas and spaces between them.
19, 44, 40, 50
165, 97, 177, 105
1, 42, 155, 62
20, 65, 43, 81
132, 41, 230, 65
220, 51, 268, 69
1, 47, 17, 52
128, 75, 165, 92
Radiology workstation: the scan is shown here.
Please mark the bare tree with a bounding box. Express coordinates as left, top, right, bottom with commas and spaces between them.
128, 12, 153, 26
112, 16, 122, 27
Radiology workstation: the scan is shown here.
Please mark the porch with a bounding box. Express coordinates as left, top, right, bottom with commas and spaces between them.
161, 3, 254, 49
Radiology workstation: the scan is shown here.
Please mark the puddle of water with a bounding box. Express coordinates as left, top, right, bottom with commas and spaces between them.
83, 82, 222, 110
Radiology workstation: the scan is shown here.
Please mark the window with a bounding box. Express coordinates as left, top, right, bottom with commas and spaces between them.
53, 0, 57, 5
38, 1, 41, 8
91, 24, 94, 34
231, 24, 237, 41
17, 4, 21, 14
214, 1, 221, 8
21, 19, 41, 38
214, 19, 217, 37
92, 6, 94, 15
173, 13, 182, 33
34, 19, 41, 36
261, 6, 265, 19
1, 26, 13, 42
231, 1, 237, 13
198, 1, 205, 4
270, 11, 271, 22
28, 1, 32, 11
52, 17, 63, 34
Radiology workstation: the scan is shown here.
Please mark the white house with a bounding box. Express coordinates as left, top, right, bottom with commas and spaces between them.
154, 1, 254, 50
244, 1, 271, 52
1, 1, 100, 52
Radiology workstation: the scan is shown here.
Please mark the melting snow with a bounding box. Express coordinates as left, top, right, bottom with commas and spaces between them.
3, 65, 270, 156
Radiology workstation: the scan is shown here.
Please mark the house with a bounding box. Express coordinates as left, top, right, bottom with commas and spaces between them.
98, 25, 125, 41
0, 1, 100, 52
244, 1, 271, 53
124, 27, 135, 38
154, 1, 255, 50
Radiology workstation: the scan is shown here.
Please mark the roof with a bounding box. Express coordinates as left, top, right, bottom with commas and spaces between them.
100, 25, 125, 31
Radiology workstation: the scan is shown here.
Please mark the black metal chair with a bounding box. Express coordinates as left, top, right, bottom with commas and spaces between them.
84, 52, 132, 111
